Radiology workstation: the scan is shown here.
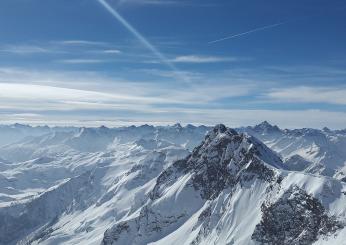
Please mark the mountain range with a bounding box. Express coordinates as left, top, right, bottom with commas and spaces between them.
1, 122, 346, 245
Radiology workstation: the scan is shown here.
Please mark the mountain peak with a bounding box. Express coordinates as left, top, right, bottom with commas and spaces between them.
206, 124, 237, 140
212, 123, 227, 133
261, 120, 271, 126
253, 121, 281, 133
152, 125, 280, 200
257, 121, 273, 128
173, 123, 183, 129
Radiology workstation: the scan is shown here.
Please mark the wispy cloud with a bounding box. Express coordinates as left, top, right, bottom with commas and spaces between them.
57, 40, 109, 46
96, 0, 188, 81
103, 49, 122, 54
141, 68, 202, 80
58, 59, 110, 64
171, 55, 240, 63
0, 44, 53, 55
0, 67, 346, 128
0, 67, 254, 112
266, 86, 346, 105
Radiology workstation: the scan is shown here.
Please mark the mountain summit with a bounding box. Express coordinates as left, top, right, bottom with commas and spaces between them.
102, 125, 345, 245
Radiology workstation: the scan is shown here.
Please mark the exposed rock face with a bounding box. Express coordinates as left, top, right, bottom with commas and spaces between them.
102, 124, 284, 244
253, 121, 282, 135
3, 123, 346, 245
102, 222, 130, 244
284, 154, 312, 171
152, 124, 279, 200
102, 205, 187, 245
252, 186, 343, 245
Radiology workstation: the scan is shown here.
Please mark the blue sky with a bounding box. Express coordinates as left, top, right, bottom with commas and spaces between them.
0, 0, 346, 128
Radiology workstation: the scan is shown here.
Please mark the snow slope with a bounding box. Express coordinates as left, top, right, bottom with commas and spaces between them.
101, 124, 346, 245
1, 124, 346, 245
241, 121, 346, 180
0, 124, 78, 147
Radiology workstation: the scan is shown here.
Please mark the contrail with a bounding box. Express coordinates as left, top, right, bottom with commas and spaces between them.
209, 21, 287, 44
97, 0, 186, 80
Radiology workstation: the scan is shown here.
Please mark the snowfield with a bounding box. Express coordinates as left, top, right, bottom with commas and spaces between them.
0, 123, 346, 245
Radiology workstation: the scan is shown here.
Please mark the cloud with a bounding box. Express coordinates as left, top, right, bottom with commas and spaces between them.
0, 75, 253, 111
57, 40, 108, 46
0, 82, 172, 114
96, 0, 188, 81
171, 55, 240, 64
1, 66, 346, 129
266, 86, 346, 105
0, 41, 124, 61
57, 59, 110, 64
140, 68, 202, 80
0, 67, 254, 114
103, 49, 122, 54
0, 44, 53, 55
1, 107, 345, 129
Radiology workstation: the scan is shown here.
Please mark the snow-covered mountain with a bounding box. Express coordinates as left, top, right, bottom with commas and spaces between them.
241, 121, 346, 180
0, 124, 78, 147
102, 124, 346, 245
1, 123, 346, 245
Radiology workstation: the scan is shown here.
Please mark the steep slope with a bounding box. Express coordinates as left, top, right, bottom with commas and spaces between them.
0, 143, 190, 244
0, 124, 209, 163
102, 125, 346, 245
241, 122, 346, 180
1, 124, 346, 245
0, 125, 195, 245
0, 124, 209, 207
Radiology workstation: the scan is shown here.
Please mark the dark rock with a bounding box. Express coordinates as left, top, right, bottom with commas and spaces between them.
151, 124, 279, 200
252, 186, 343, 245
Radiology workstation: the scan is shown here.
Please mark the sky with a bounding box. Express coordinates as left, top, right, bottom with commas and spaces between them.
0, 0, 346, 129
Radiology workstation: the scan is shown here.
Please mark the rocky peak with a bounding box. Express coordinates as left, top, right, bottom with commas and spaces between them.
322, 127, 331, 133
258, 120, 271, 127
253, 121, 281, 134
152, 124, 280, 200
204, 124, 236, 139
173, 123, 183, 129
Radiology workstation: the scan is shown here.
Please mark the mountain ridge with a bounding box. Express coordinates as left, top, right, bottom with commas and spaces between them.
1, 123, 346, 244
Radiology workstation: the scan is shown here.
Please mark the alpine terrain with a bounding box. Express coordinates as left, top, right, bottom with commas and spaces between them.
1, 123, 346, 245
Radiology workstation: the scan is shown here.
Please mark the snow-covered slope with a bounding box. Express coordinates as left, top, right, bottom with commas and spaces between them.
1, 124, 346, 245
0, 124, 209, 205
101, 124, 346, 245
0, 124, 209, 162
0, 124, 78, 147
241, 121, 346, 180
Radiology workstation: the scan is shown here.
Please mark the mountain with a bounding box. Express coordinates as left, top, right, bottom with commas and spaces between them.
0, 128, 192, 244
0, 124, 210, 162
102, 125, 346, 245
1, 124, 346, 244
0, 124, 78, 147
241, 121, 346, 180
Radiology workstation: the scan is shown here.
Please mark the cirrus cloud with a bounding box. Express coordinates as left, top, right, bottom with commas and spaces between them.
267, 86, 346, 105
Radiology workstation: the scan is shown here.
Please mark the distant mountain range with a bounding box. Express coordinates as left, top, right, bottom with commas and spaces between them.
0, 122, 346, 244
